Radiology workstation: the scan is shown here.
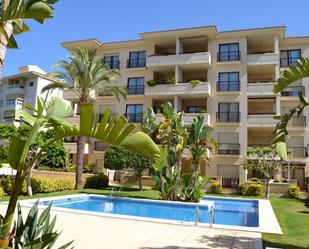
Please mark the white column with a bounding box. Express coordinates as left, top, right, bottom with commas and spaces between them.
276, 94, 281, 115
176, 37, 183, 54
74, 103, 78, 116
175, 65, 182, 84
174, 95, 181, 112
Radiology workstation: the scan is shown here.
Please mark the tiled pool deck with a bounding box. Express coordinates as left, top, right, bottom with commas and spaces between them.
0, 202, 263, 249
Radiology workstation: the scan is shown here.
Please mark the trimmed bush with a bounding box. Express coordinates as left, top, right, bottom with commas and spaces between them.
238, 184, 247, 196
304, 197, 309, 208
250, 177, 260, 182
84, 174, 109, 189
209, 181, 222, 194
288, 186, 300, 199
246, 184, 263, 197
31, 177, 75, 193
0, 177, 27, 195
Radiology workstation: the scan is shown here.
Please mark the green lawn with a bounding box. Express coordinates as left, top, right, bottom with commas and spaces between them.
1, 187, 308, 249
262, 197, 309, 249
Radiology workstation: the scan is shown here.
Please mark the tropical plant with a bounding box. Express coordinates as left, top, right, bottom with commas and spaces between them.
42, 48, 127, 189
179, 173, 207, 202
142, 107, 158, 138
104, 146, 154, 190
189, 80, 201, 87
0, 97, 159, 246
146, 79, 157, 86
272, 58, 309, 144
6, 201, 73, 249
166, 77, 176, 84
246, 146, 284, 198
0, 0, 58, 72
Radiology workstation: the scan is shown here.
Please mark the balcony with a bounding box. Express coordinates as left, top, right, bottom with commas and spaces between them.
6, 85, 25, 95
247, 114, 277, 127
288, 116, 306, 127
147, 52, 211, 68
155, 113, 210, 126
217, 143, 240, 155
216, 81, 240, 93
64, 142, 89, 154
247, 81, 275, 96
281, 86, 305, 97
287, 147, 307, 158
145, 82, 211, 97
247, 52, 279, 66
217, 51, 240, 63
125, 113, 143, 123
216, 112, 240, 123
4, 99, 23, 111
127, 58, 146, 69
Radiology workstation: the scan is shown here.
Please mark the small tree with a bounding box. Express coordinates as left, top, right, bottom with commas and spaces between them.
104, 146, 154, 190
246, 146, 284, 198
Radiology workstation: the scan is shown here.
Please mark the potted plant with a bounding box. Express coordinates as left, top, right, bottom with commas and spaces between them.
189, 79, 201, 87
146, 79, 157, 86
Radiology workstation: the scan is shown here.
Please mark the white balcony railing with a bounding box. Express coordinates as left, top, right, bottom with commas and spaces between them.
147, 52, 211, 68
247, 53, 279, 65
247, 82, 275, 96
145, 82, 211, 96
247, 115, 278, 127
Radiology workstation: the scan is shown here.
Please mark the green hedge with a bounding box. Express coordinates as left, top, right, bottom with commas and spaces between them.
238, 183, 263, 197
31, 177, 75, 193
209, 181, 222, 194
288, 186, 300, 199
0, 177, 27, 195
84, 174, 109, 189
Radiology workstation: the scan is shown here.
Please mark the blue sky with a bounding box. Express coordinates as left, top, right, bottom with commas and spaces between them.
3, 0, 309, 76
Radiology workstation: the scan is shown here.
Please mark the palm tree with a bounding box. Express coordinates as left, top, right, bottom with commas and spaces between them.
42, 48, 127, 189
0, 0, 58, 73
272, 58, 309, 144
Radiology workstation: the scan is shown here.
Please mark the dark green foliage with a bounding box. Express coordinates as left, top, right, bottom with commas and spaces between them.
246, 184, 263, 196
10, 201, 73, 249
84, 174, 109, 189
238, 184, 247, 196
0, 146, 8, 163
31, 178, 76, 193
209, 181, 222, 194
179, 173, 207, 202
0, 178, 27, 195
287, 186, 300, 199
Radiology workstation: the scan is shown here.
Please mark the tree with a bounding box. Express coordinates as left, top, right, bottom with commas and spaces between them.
104, 146, 154, 190
42, 48, 127, 189
272, 58, 309, 144
246, 146, 284, 198
0, 97, 159, 247
0, 0, 58, 73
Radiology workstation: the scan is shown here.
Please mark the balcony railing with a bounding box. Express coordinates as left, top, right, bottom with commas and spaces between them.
287, 147, 307, 158
127, 86, 144, 95
125, 113, 143, 123
247, 111, 276, 115
222, 178, 239, 188
288, 116, 306, 127
281, 86, 305, 97
127, 58, 146, 68
217, 51, 240, 62
247, 143, 269, 148
216, 81, 240, 92
216, 112, 240, 123
104, 60, 120, 69
218, 143, 240, 155
280, 57, 301, 68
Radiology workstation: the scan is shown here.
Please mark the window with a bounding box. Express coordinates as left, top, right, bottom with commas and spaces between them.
103, 54, 120, 69
127, 51, 146, 68
217, 102, 240, 122
126, 104, 143, 123
217, 72, 240, 92
127, 77, 144, 95
29, 81, 34, 87
0, 100, 3, 107
187, 106, 204, 113
218, 43, 240, 62
217, 133, 240, 155
280, 49, 301, 67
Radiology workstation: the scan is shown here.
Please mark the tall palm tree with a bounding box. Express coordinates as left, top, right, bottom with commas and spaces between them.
272, 58, 309, 144
42, 48, 127, 189
0, 0, 58, 73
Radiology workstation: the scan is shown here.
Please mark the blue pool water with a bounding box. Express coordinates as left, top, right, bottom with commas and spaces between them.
40, 196, 259, 227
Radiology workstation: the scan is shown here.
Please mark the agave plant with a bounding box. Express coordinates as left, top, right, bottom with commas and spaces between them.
0, 96, 159, 247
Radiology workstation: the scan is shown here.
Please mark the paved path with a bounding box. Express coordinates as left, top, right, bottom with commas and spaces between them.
0, 204, 262, 249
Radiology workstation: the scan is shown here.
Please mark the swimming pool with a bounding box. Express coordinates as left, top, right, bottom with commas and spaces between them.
39, 195, 259, 227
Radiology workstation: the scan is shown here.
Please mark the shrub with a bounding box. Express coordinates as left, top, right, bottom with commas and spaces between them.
0, 186, 4, 197
288, 186, 300, 199
0, 177, 27, 195
246, 184, 263, 197
209, 181, 222, 194
146, 80, 157, 86
166, 77, 176, 84
238, 184, 247, 196
250, 177, 260, 182
189, 80, 201, 87
84, 174, 109, 189
83, 163, 97, 174
31, 177, 75, 193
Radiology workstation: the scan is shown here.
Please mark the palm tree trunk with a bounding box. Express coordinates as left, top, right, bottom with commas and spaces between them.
265, 178, 271, 198
0, 0, 13, 73
76, 136, 85, 189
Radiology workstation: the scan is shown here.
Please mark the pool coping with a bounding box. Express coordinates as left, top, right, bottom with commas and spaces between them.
15, 194, 282, 235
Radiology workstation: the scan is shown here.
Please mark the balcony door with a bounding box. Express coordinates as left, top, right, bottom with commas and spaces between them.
128, 51, 146, 68
218, 102, 239, 122
218, 72, 239, 91
126, 104, 143, 123
218, 43, 239, 61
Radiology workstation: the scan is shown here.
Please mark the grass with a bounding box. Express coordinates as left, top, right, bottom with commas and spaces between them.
1, 187, 308, 248
262, 197, 309, 249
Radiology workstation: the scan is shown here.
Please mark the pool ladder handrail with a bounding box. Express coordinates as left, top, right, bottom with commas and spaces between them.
195, 202, 214, 227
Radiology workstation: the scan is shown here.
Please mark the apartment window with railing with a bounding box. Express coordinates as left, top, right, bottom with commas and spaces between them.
6, 98, 23, 106
217, 43, 240, 62
280, 49, 301, 67
217, 72, 240, 92
8, 80, 24, 89
103, 54, 120, 69
217, 102, 240, 122
281, 86, 305, 97
187, 106, 204, 113
217, 133, 240, 155
127, 77, 144, 95
127, 51, 146, 68
125, 104, 143, 123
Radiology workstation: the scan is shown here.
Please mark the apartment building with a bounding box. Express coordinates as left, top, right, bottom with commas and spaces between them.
62, 25, 309, 189
0, 65, 63, 126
